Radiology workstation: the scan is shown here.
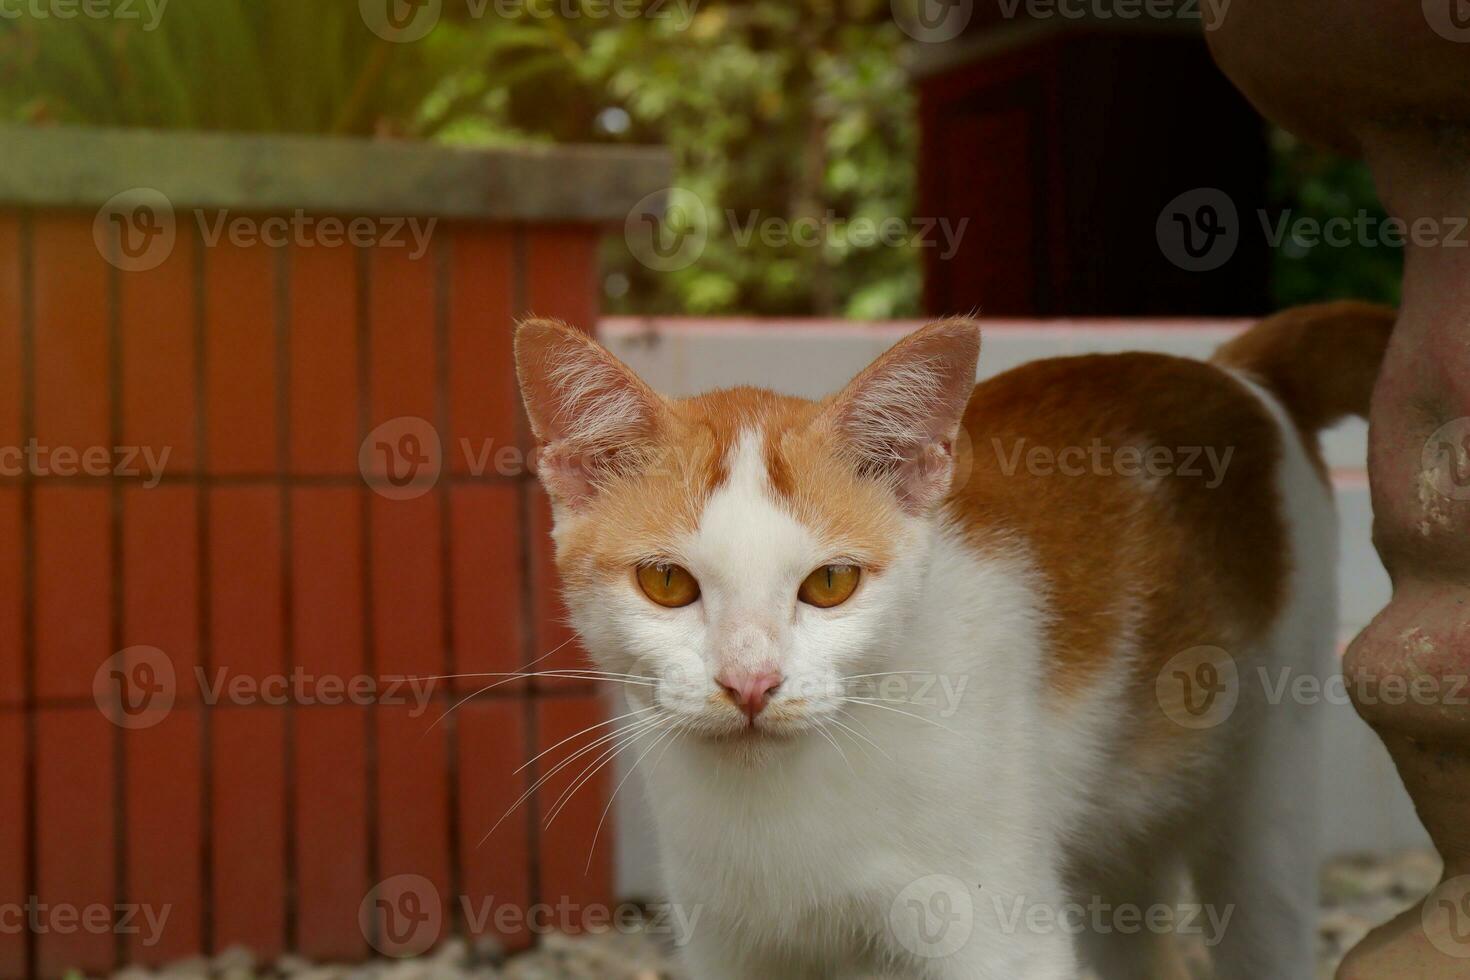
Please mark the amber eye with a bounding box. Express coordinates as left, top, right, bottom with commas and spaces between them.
636, 563, 701, 608
798, 564, 861, 608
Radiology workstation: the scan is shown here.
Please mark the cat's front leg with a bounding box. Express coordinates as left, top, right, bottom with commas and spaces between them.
882, 875, 1078, 980
677, 931, 827, 980
920, 936, 1078, 980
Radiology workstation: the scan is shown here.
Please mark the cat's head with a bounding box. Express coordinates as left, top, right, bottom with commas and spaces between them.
514, 319, 979, 744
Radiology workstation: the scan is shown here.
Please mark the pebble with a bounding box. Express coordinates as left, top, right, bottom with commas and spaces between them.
1317, 849, 1441, 979
97, 851, 1440, 980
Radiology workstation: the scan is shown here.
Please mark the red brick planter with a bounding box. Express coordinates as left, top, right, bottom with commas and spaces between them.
0, 124, 670, 978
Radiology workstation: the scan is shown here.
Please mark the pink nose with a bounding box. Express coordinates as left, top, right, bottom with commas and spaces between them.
716, 669, 783, 722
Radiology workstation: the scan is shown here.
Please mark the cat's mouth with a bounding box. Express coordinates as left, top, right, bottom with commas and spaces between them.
696, 698, 816, 742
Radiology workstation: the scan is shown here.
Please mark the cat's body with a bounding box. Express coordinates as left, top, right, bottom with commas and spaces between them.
514, 302, 1395, 979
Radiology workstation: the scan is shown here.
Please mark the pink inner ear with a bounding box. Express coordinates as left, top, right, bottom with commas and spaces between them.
515, 318, 670, 508
893, 441, 956, 513
532, 444, 595, 508
823, 320, 979, 513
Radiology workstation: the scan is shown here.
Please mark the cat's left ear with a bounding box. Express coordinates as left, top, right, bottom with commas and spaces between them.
820, 318, 980, 514
514, 318, 669, 508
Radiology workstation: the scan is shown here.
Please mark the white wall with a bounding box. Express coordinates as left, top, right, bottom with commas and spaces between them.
598, 317, 1428, 898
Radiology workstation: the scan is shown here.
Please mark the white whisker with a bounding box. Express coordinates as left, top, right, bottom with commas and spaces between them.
544, 718, 670, 829
840, 698, 960, 735
584, 722, 681, 874
514, 705, 657, 776
476, 714, 665, 848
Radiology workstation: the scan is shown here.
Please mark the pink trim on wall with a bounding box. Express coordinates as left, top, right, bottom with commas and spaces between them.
599, 315, 1256, 339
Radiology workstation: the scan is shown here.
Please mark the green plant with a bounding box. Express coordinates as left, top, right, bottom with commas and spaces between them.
0, 4, 1395, 317
1268, 130, 1403, 308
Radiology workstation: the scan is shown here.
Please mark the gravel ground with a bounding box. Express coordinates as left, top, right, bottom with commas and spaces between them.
1316, 849, 1441, 978
104, 850, 1440, 980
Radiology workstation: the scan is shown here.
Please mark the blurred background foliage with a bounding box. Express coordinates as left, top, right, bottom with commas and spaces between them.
0, 0, 1398, 316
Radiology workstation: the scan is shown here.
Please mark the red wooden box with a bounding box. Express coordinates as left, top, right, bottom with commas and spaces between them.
0, 124, 669, 978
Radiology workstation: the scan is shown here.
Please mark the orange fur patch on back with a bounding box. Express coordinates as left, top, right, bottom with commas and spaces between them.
947, 352, 1289, 702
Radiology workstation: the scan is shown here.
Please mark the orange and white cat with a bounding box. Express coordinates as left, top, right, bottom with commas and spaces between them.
514, 302, 1393, 979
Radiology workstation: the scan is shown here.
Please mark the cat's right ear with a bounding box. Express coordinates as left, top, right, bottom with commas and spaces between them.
513, 318, 668, 508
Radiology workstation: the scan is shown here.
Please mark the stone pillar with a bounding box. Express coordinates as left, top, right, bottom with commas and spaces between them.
1207, 3, 1470, 976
